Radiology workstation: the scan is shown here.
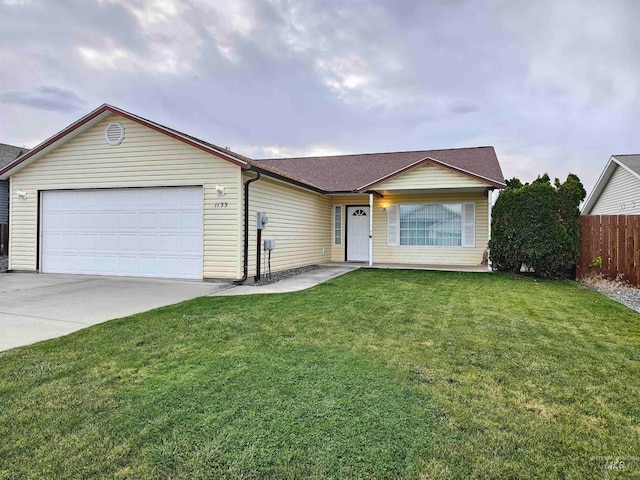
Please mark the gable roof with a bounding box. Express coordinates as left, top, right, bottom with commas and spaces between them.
0, 104, 250, 180
252, 146, 505, 192
0, 104, 505, 194
582, 154, 640, 214
0, 143, 29, 170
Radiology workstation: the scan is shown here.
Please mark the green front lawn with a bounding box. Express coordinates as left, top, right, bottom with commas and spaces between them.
1, 270, 639, 479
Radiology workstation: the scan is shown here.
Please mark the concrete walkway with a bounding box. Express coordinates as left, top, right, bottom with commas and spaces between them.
211, 264, 360, 296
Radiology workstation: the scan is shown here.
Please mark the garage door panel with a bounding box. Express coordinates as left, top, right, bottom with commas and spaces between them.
98, 234, 118, 251
119, 235, 138, 252
139, 212, 157, 229
120, 213, 137, 229
160, 212, 181, 229
160, 235, 180, 252
139, 235, 159, 252
42, 187, 203, 279
99, 212, 119, 228
182, 235, 202, 253
97, 256, 117, 274
118, 256, 138, 274
181, 212, 201, 229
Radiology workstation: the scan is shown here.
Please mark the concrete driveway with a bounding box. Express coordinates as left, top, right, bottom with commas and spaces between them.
0, 273, 230, 351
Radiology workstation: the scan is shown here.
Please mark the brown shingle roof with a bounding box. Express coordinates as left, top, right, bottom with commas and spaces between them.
252, 146, 505, 192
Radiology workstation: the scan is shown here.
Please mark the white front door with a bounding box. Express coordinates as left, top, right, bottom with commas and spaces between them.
41, 187, 203, 279
347, 206, 370, 262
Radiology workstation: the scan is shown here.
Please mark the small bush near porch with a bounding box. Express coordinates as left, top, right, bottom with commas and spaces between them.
0, 270, 638, 478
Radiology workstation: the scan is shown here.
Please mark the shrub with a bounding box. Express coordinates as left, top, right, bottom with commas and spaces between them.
489, 173, 586, 278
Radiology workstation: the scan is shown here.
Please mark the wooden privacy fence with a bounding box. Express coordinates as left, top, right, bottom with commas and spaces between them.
576, 215, 640, 286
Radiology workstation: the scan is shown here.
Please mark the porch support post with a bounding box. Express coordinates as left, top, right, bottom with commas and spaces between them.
368, 193, 373, 267
487, 189, 492, 271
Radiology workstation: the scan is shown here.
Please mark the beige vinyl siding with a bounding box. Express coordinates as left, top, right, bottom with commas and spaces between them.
373, 192, 489, 265
244, 173, 331, 276
9, 114, 243, 278
374, 163, 490, 191
590, 165, 640, 214
330, 195, 370, 262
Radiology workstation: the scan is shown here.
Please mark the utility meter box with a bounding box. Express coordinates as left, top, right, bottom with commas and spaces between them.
264, 239, 275, 251
257, 212, 268, 230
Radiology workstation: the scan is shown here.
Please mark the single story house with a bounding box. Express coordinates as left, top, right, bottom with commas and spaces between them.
582, 154, 640, 215
0, 143, 29, 254
0, 104, 505, 280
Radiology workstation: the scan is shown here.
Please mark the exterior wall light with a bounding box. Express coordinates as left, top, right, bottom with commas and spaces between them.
382, 205, 388, 212
215, 184, 225, 197
16, 190, 27, 200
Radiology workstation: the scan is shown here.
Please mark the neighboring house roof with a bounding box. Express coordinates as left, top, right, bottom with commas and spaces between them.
0, 143, 29, 170
0, 104, 250, 180
0, 104, 505, 194
582, 154, 640, 214
614, 154, 640, 175
252, 146, 505, 192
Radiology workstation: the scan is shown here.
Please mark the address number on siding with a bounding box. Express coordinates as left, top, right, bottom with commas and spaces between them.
214, 202, 229, 208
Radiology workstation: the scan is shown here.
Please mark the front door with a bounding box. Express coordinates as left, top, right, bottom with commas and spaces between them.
346, 206, 370, 262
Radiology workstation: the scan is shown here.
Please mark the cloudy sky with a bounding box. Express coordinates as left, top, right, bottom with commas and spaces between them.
1, 0, 639, 192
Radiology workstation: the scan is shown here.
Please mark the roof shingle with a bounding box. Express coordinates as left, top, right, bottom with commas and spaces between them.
613, 154, 640, 176
0, 143, 28, 169
252, 146, 505, 192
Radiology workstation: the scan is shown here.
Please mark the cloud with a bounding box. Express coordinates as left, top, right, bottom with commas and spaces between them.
73, 0, 203, 74
492, 0, 640, 110
0, 86, 85, 113
239, 143, 348, 159
449, 101, 480, 115
1, 0, 639, 198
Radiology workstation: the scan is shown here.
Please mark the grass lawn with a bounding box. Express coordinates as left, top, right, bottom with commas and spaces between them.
1, 270, 639, 479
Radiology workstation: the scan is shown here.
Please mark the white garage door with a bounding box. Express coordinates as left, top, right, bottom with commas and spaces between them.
42, 187, 203, 279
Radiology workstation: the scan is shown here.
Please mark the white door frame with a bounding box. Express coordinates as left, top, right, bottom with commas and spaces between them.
346, 205, 370, 262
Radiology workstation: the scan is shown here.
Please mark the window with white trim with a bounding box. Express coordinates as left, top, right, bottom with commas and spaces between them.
333, 205, 342, 245
387, 202, 475, 247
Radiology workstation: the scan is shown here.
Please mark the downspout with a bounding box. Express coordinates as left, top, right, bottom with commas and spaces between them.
234, 171, 261, 284
368, 193, 373, 267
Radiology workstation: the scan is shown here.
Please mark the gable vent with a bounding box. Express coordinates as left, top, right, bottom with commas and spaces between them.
105, 122, 125, 146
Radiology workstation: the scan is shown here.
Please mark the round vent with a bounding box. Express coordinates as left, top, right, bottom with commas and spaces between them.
105, 122, 125, 146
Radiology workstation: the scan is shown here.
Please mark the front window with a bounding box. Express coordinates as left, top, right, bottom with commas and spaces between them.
333, 205, 342, 245
399, 203, 462, 246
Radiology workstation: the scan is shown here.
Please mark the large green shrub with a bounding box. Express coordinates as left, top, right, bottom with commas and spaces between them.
489, 174, 586, 278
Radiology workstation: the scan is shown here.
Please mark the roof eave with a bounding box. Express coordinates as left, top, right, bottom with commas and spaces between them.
248, 165, 327, 195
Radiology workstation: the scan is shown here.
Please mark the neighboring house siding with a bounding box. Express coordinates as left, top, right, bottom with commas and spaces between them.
589, 165, 640, 214
9, 114, 243, 278
244, 173, 331, 275
0, 180, 8, 224
373, 191, 489, 265
373, 163, 490, 191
